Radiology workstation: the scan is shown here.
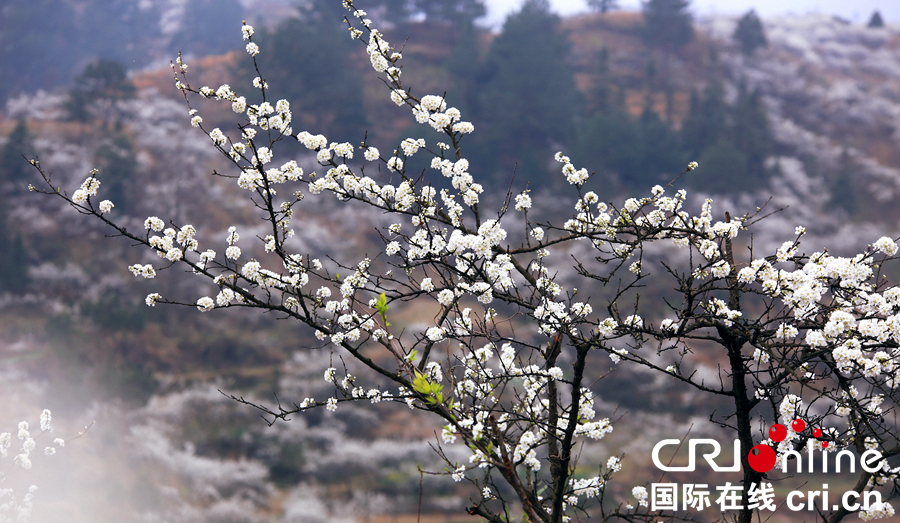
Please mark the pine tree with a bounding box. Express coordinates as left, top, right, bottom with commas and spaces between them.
0, 119, 37, 194
247, 16, 368, 141
415, 0, 486, 27
731, 80, 773, 185
94, 135, 138, 215
680, 82, 727, 158
635, 103, 684, 188
868, 11, 885, 28
733, 10, 767, 56
641, 0, 694, 50
0, 197, 29, 294
587, 0, 618, 14
65, 59, 135, 127
476, 0, 581, 185
829, 148, 862, 215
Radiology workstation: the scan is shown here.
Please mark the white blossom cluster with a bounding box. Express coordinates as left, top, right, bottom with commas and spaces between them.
0, 410, 66, 523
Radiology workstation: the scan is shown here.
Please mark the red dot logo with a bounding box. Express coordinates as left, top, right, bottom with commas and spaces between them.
813, 428, 822, 438
748, 444, 777, 472
792, 418, 806, 432
821, 441, 829, 449
768, 424, 787, 442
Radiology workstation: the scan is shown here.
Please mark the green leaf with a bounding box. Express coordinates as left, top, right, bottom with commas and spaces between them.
375, 291, 390, 326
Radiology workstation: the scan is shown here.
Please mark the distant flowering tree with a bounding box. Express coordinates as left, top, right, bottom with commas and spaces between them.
30, 1, 900, 522
0, 410, 72, 523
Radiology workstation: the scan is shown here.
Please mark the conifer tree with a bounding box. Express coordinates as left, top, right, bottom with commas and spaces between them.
587, 0, 618, 13
248, 16, 369, 140
0, 120, 36, 194
476, 0, 581, 184
733, 10, 768, 56
868, 10, 885, 28
680, 82, 727, 158
94, 135, 138, 215
641, 0, 693, 50
731, 80, 773, 184
417, 0, 486, 27
65, 59, 135, 127
0, 197, 28, 294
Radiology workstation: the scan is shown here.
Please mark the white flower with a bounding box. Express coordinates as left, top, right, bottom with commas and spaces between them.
370, 52, 388, 72
145, 293, 162, 306
390, 90, 407, 106
99, 200, 114, 213
421, 277, 434, 292
875, 236, 899, 256
246, 42, 260, 56
426, 326, 445, 341
632, 486, 648, 507
226, 246, 241, 260
196, 296, 215, 312
607, 456, 621, 472
515, 192, 532, 211
326, 397, 338, 412
364, 147, 379, 161
437, 289, 455, 306
209, 128, 226, 145
257, 147, 273, 165
241, 24, 254, 40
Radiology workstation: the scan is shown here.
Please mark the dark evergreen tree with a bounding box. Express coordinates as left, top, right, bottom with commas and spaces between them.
246, 17, 368, 141
635, 103, 683, 187
576, 109, 643, 187
170, 0, 244, 57
731, 80, 773, 185
680, 82, 727, 158
682, 80, 773, 194
415, 0, 486, 26
868, 11, 885, 28
733, 10, 767, 56
0, 120, 37, 194
591, 46, 614, 111
641, 0, 694, 50
575, 105, 683, 193
476, 0, 581, 185
691, 138, 749, 194
829, 148, 862, 215
65, 59, 135, 127
0, 198, 28, 294
587, 0, 618, 13
94, 135, 138, 215
444, 24, 484, 116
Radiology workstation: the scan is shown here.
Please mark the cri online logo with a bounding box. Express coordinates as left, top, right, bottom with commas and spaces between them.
749, 418, 821, 473
652, 417, 884, 474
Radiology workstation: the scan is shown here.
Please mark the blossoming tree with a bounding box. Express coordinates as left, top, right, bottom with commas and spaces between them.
0, 410, 76, 523
29, 1, 900, 522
